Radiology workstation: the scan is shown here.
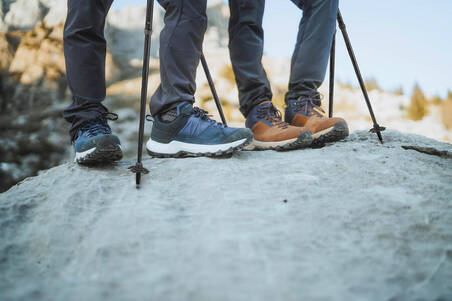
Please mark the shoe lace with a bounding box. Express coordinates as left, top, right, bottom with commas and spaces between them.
191, 107, 225, 128
293, 94, 325, 117
79, 112, 118, 138
257, 104, 289, 129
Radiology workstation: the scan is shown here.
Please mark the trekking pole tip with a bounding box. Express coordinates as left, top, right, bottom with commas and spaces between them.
369, 125, 385, 144
128, 163, 149, 188
136, 173, 141, 188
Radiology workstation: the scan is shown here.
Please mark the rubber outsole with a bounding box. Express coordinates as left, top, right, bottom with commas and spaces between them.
312, 121, 349, 147
147, 135, 254, 158
246, 131, 313, 152
76, 145, 123, 165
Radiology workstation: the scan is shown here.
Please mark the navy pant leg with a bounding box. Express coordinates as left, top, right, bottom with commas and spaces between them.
150, 0, 208, 116
228, 0, 272, 117
285, 0, 338, 102
62, 0, 113, 140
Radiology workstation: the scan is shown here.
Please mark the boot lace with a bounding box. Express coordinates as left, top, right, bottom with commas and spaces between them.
191, 107, 225, 128
257, 104, 288, 129
80, 112, 118, 138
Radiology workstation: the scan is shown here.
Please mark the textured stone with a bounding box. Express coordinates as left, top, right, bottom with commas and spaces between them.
0, 130, 451, 301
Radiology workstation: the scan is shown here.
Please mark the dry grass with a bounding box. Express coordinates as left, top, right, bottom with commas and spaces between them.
441, 97, 452, 129
393, 86, 404, 96
364, 78, 382, 92
406, 84, 429, 121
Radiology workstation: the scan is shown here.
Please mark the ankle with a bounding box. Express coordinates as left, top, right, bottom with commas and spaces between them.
158, 108, 177, 123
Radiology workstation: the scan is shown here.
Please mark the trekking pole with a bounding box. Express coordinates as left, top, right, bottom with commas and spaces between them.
129, 0, 153, 187
337, 9, 385, 143
200, 53, 228, 126
329, 29, 336, 118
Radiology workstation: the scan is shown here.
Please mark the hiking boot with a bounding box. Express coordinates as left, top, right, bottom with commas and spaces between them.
73, 113, 123, 165
146, 102, 253, 158
245, 101, 312, 151
285, 94, 349, 145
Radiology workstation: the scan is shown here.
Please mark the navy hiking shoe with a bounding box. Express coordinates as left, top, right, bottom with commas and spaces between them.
73, 113, 123, 165
146, 102, 253, 158
244, 101, 312, 151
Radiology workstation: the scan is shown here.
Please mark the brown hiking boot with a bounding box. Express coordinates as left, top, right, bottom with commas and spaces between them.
245, 101, 312, 151
285, 95, 349, 145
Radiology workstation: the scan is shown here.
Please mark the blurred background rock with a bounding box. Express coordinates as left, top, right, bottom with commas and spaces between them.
0, 0, 451, 192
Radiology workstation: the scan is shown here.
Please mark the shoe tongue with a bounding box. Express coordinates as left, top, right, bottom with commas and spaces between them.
176, 101, 194, 115
299, 94, 321, 107
258, 100, 273, 110
257, 101, 284, 124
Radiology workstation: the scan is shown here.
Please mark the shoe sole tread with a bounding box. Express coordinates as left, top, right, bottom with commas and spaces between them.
311, 121, 349, 147
247, 132, 313, 152
76, 145, 123, 165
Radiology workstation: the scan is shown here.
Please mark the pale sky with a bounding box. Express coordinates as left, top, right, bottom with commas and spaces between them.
112, 0, 452, 98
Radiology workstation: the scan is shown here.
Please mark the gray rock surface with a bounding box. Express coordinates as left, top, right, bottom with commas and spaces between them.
1, 130, 451, 301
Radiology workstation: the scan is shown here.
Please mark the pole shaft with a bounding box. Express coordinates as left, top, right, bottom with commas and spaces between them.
337, 9, 383, 142
329, 30, 336, 118
200, 53, 228, 126
136, 0, 154, 184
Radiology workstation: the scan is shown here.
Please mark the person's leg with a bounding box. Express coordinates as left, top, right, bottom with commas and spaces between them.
285, 0, 338, 101
63, 0, 114, 141
228, 0, 272, 118
227, 0, 312, 151
63, 0, 122, 164
150, 0, 207, 116
285, 0, 348, 145
146, 0, 253, 157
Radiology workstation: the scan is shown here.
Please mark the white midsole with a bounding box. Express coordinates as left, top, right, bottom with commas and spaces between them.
312, 127, 334, 139
244, 137, 297, 150
146, 138, 248, 154
75, 147, 96, 161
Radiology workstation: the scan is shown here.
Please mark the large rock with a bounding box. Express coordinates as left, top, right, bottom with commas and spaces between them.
0, 22, 71, 193
105, 5, 163, 66
3, 0, 43, 30
41, 0, 67, 27
0, 32, 13, 70
206, 0, 229, 48
0, 130, 451, 300
0, 0, 66, 30
0, 2, 8, 32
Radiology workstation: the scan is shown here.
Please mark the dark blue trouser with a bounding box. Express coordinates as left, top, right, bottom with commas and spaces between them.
229, 0, 339, 116
62, 0, 208, 139
63, 0, 113, 140
62, 0, 337, 139
149, 0, 207, 116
